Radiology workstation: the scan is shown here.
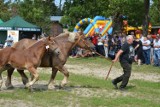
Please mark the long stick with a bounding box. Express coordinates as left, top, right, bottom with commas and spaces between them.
105, 62, 114, 80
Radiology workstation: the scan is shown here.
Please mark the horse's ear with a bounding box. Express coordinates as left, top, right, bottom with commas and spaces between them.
47, 36, 54, 41
48, 36, 51, 40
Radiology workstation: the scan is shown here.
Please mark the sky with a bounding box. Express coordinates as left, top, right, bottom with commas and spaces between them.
55, 0, 65, 7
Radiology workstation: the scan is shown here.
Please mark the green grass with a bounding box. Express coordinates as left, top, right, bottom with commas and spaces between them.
0, 57, 159, 107
67, 57, 160, 74
1, 72, 159, 107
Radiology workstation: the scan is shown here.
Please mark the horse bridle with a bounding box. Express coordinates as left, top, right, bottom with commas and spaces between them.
71, 33, 82, 49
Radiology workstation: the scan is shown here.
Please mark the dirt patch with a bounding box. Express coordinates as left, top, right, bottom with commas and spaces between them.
70, 87, 131, 98
0, 99, 36, 107
65, 64, 160, 82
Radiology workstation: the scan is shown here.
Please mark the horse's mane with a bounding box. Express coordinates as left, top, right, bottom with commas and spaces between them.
12, 39, 37, 48
56, 32, 69, 38
55, 32, 77, 43
27, 40, 45, 50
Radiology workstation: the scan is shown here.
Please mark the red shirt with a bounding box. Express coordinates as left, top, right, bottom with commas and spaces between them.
92, 36, 98, 45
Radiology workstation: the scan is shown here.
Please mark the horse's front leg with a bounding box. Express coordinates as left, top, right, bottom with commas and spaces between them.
17, 69, 29, 85
26, 67, 39, 90
0, 67, 7, 90
58, 66, 69, 87
0, 70, 3, 90
5, 67, 15, 89
48, 67, 58, 90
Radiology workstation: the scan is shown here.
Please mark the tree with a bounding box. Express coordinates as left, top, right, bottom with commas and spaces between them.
107, 0, 145, 26
56, 0, 63, 15
0, 1, 10, 21
142, 0, 150, 36
18, 0, 57, 32
149, 0, 160, 25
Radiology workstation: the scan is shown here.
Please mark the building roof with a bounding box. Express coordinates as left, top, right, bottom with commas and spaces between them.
152, 26, 160, 29
0, 16, 41, 31
50, 16, 63, 22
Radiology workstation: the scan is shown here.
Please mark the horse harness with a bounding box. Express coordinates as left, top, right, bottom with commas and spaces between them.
71, 33, 82, 49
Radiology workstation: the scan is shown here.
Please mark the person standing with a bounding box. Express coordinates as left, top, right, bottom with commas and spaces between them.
91, 34, 98, 53
133, 36, 143, 65
112, 35, 134, 91
142, 37, 151, 65
97, 35, 105, 56
153, 35, 160, 66
103, 33, 109, 58
5, 35, 14, 47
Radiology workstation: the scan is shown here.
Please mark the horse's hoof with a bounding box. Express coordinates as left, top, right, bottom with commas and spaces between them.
5, 81, 14, 89
48, 85, 56, 90
22, 78, 29, 85
29, 88, 33, 92
25, 83, 31, 88
61, 82, 67, 88
28, 86, 34, 92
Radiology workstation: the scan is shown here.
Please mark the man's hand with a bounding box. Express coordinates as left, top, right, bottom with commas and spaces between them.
112, 58, 118, 63
112, 50, 123, 63
112, 59, 117, 63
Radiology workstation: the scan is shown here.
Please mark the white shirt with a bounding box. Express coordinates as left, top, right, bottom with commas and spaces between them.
102, 36, 108, 45
153, 39, 160, 50
140, 36, 144, 42
97, 37, 103, 45
142, 40, 151, 50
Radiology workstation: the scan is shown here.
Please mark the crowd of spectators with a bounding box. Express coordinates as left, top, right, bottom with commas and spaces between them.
72, 32, 160, 67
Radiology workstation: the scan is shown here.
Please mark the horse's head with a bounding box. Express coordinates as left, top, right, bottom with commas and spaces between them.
43, 36, 58, 51
68, 32, 95, 50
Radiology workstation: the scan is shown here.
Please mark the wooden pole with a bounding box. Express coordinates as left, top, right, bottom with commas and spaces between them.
105, 62, 114, 80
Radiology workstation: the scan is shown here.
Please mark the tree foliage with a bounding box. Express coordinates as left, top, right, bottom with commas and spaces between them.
0, 1, 10, 21
0, 0, 58, 32
18, 0, 57, 31
149, 0, 160, 25
61, 0, 145, 31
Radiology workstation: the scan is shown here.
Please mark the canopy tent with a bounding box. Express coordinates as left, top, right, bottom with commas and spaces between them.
0, 16, 41, 44
0, 19, 3, 24
0, 16, 41, 31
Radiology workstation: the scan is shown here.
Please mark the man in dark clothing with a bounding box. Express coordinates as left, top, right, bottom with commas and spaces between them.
112, 35, 134, 91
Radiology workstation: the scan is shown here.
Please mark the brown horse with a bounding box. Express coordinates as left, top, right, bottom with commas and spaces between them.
5, 32, 94, 89
0, 37, 57, 89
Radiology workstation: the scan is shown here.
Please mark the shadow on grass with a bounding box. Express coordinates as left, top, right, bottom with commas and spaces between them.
59, 84, 101, 91
2, 84, 102, 92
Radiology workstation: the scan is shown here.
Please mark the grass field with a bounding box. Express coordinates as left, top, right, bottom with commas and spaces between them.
0, 57, 159, 107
